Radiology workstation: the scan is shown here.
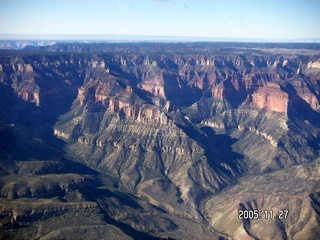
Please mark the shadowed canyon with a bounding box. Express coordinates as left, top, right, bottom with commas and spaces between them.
0, 42, 320, 239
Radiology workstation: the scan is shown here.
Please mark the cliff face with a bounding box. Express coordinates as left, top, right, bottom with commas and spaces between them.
251, 83, 289, 113
1, 43, 320, 239
53, 55, 241, 207
9, 61, 40, 106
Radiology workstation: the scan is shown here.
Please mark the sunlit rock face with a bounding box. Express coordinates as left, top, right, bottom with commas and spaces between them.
0, 42, 320, 239
250, 83, 289, 113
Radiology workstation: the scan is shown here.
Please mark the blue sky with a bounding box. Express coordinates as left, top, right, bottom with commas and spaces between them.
0, 0, 320, 41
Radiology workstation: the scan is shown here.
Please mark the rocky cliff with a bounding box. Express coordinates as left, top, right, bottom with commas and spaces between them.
0, 42, 320, 239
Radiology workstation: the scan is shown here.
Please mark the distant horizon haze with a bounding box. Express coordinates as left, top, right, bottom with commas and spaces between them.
1, 34, 320, 43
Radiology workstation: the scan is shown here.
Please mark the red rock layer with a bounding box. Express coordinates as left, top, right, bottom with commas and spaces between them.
251, 83, 289, 113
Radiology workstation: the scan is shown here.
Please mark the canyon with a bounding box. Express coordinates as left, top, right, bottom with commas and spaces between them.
0, 42, 320, 239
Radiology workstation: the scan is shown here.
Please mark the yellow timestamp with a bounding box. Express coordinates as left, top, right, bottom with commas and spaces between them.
238, 209, 289, 220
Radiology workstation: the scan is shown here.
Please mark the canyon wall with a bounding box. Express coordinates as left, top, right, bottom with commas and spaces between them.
1, 43, 320, 239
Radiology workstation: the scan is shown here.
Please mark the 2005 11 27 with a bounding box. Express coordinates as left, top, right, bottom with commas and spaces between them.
238, 209, 289, 220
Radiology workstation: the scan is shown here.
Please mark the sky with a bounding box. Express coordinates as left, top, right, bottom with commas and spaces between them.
0, 0, 320, 41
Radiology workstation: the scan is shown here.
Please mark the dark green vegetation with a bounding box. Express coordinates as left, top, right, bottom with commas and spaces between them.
0, 42, 320, 239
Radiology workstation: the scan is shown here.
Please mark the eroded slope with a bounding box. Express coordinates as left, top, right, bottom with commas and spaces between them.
0, 43, 320, 239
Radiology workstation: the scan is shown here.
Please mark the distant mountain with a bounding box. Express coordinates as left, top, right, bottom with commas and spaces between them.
0, 42, 320, 239
1, 35, 320, 50
0, 40, 56, 50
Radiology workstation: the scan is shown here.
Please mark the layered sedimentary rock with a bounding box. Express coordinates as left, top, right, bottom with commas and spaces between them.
54, 59, 241, 208
204, 159, 320, 240
10, 61, 40, 106
1, 43, 320, 239
250, 83, 289, 112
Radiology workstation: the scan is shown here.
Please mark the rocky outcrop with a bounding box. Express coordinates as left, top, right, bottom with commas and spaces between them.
0, 174, 93, 199
16, 160, 64, 174
204, 160, 320, 239
291, 79, 320, 111
10, 61, 40, 106
250, 83, 289, 113
0, 55, 85, 109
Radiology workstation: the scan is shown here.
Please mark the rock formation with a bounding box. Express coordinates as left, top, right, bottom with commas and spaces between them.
0, 42, 320, 239
250, 83, 289, 112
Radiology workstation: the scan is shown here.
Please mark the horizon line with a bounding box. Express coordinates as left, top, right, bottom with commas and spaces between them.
1, 34, 320, 43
